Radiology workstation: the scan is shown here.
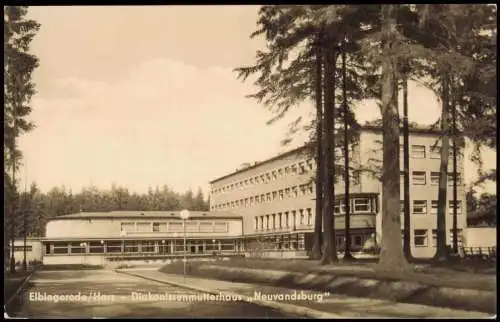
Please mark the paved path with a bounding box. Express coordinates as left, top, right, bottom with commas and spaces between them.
6, 269, 294, 318
124, 270, 492, 318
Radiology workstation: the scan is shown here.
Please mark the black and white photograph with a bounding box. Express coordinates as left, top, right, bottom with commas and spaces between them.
4, 4, 497, 319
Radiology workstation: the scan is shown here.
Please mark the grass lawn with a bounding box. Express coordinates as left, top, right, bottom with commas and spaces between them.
4, 271, 30, 304
159, 257, 496, 291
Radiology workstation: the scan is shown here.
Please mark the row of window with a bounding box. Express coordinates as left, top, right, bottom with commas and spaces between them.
211, 183, 315, 211
254, 208, 314, 230
212, 159, 315, 195
247, 234, 306, 251
412, 229, 464, 247
403, 171, 461, 186
212, 143, 460, 196
7, 246, 33, 252
120, 221, 228, 234
403, 144, 460, 159
46, 240, 236, 255
400, 200, 462, 215
333, 198, 375, 214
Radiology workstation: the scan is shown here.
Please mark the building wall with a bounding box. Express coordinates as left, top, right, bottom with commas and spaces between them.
9, 238, 43, 263
46, 218, 243, 239
359, 129, 467, 258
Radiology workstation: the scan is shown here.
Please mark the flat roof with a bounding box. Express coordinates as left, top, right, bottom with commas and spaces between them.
50, 211, 242, 221
210, 124, 440, 184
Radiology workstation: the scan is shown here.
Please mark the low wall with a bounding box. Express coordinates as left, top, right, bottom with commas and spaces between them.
43, 255, 105, 266
466, 227, 497, 248
186, 265, 496, 314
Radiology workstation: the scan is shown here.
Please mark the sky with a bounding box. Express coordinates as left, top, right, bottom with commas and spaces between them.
19, 5, 496, 196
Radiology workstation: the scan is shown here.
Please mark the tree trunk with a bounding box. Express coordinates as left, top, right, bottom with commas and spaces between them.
342, 48, 354, 261
451, 76, 459, 254
311, 32, 324, 260
376, 5, 409, 272
402, 73, 412, 261
320, 44, 338, 265
435, 73, 450, 261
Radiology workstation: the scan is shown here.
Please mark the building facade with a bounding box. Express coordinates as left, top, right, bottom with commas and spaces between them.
209, 125, 467, 258
42, 211, 243, 266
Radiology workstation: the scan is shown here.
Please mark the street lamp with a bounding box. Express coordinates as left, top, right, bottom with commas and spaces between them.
80, 242, 87, 265
161, 240, 165, 255
180, 209, 190, 278
120, 230, 127, 267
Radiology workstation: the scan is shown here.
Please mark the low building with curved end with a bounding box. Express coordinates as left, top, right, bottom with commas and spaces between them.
42, 211, 243, 266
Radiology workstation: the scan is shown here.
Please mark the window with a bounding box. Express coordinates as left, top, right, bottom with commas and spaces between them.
307, 183, 314, 195
430, 145, 441, 159
249, 197, 254, 206
169, 222, 183, 232
152, 222, 167, 232
244, 179, 249, 186
337, 235, 345, 247
307, 208, 313, 226
448, 173, 460, 186
432, 229, 437, 247
277, 213, 282, 228
250, 178, 254, 185
260, 194, 265, 203
412, 171, 426, 185
278, 169, 283, 178
411, 145, 426, 158
448, 200, 462, 214
292, 186, 298, 198
414, 229, 428, 247
255, 196, 260, 204
260, 216, 264, 229
430, 172, 440, 185
136, 222, 150, 232
279, 190, 284, 200
353, 235, 363, 246
272, 214, 276, 229
200, 222, 214, 233
284, 166, 290, 175
284, 212, 289, 227
412, 200, 427, 214
266, 173, 271, 182
299, 209, 305, 225
214, 222, 228, 233
300, 185, 307, 196
245, 198, 249, 207
307, 159, 314, 171
431, 200, 438, 214
121, 223, 135, 233
254, 217, 258, 230
272, 171, 277, 181
285, 188, 291, 198
298, 162, 306, 174
265, 193, 271, 202
291, 165, 297, 174
12, 245, 33, 252
353, 198, 370, 213
334, 200, 343, 214
69, 242, 85, 254
291, 211, 297, 228
449, 229, 464, 246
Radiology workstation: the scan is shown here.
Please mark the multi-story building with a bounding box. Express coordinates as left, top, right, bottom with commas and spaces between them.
209, 125, 467, 258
